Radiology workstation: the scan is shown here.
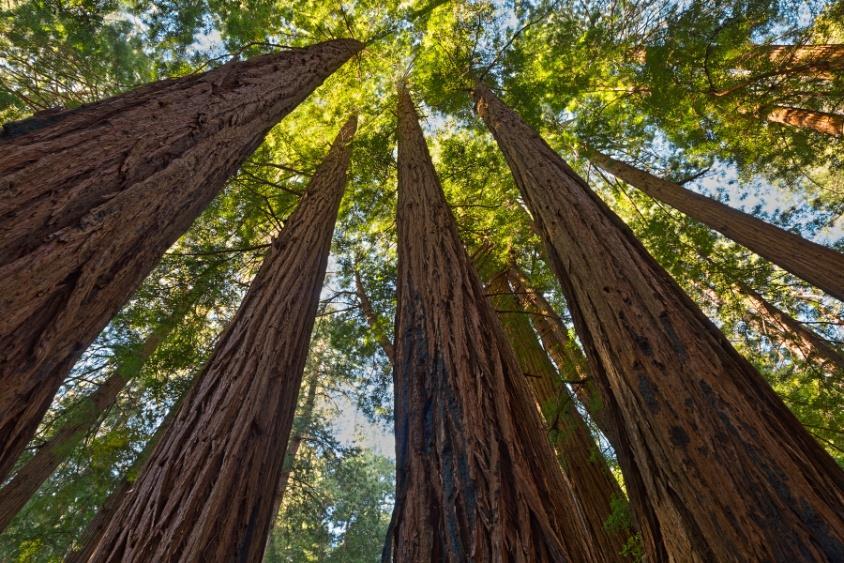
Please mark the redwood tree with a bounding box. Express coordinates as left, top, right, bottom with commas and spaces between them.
475, 83, 844, 561
586, 147, 844, 301
486, 271, 630, 561
385, 85, 597, 562
0, 38, 362, 483
763, 105, 844, 136
83, 117, 356, 562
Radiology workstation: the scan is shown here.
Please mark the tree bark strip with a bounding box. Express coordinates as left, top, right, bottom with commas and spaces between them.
475, 83, 844, 562
586, 147, 844, 301
83, 117, 356, 562
486, 271, 629, 561
386, 85, 597, 563
764, 105, 844, 136
0, 39, 362, 484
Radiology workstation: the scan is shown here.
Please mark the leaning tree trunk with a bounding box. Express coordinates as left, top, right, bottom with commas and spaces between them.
486, 271, 630, 561
83, 117, 356, 562
0, 39, 361, 484
764, 105, 844, 136
475, 83, 844, 562
756, 44, 844, 78
385, 84, 597, 562
354, 268, 396, 363
586, 147, 844, 301
737, 282, 844, 374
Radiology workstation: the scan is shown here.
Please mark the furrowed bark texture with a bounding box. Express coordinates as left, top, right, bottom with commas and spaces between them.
0, 38, 361, 484
486, 272, 628, 561
476, 83, 844, 562
387, 85, 596, 563
765, 105, 844, 136
758, 44, 844, 77
587, 148, 844, 301
84, 117, 356, 563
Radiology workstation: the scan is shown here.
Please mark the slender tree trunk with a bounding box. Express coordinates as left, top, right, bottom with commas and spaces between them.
354, 268, 396, 363
65, 386, 185, 563
476, 83, 844, 562
505, 267, 616, 443
737, 282, 844, 373
486, 271, 630, 561
764, 105, 844, 136
0, 39, 361, 485
385, 84, 597, 562
587, 147, 844, 301
0, 325, 161, 533
83, 117, 356, 562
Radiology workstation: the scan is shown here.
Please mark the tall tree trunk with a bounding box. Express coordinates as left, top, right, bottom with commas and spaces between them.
764, 105, 844, 136
586, 147, 844, 301
385, 84, 597, 563
505, 267, 616, 443
486, 271, 630, 561
354, 268, 396, 363
0, 39, 361, 485
475, 83, 844, 562
757, 44, 844, 77
737, 282, 844, 374
83, 117, 356, 562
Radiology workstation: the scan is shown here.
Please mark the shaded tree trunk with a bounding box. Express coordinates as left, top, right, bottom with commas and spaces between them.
83, 117, 356, 562
764, 105, 844, 136
505, 267, 616, 443
486, 271, 630, 561
475, 83, 844, 562
0, 39, 362, 485
354, 268, 396, 363
384, 84, 597, 562
586, 147, 844, 301
757, 44, 844, 78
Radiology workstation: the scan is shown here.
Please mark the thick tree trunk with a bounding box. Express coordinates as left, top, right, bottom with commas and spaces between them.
757, 44, 844, 77
0, 39, 361, 485
83, 117, 355, 562
587, 148, 844, 301
738, 282, 844, 373
486, 271, 629, 561
385, 84, 597, 563
476, 83, 844, 562
765, 105, 844, 136
354, 268, 396, 363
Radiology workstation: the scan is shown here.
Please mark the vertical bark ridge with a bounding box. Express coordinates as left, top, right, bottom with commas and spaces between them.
475, 83, 844, 562
0, 39, 362, 483
84, 116, 356, 562
486, 271, 630, 561
387, 84, 597, 562
586, 147, 844, 300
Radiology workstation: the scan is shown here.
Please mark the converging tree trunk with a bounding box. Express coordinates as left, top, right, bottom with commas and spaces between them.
756, 44, 844, 78
354, 268, 396, 363
475, 83, 844, 562
83, 117, 356, 562
486, 271, 630, 561
385, 84, 597, 562
0, 39, 361, 484
764, 105, 844, 136
586, 147, 844, 301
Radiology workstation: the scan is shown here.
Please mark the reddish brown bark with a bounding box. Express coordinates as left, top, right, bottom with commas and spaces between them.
83, 117, 356, 562
0, 39, 361, 485
486, 271, 629, 561
757, 44, 844, 77
476, 83, 844, 562
765, 105, 844, 136
587, 148, 844, 301
385, 85, 597, 562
